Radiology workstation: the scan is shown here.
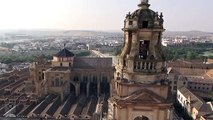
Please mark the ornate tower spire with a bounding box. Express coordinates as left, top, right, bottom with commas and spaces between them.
138, 0, 150, 9
108, 1, 171, 120
142, 0, 149, 3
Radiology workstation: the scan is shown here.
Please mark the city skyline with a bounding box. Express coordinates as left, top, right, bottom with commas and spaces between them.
0, 0, 212, 32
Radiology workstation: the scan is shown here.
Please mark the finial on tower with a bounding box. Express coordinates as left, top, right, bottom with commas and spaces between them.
142, 0, 149, 4
138, 0, 150, 9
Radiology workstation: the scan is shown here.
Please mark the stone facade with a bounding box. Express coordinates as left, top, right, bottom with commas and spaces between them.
28, 1, 173, 119
177, 87, 213, 120
30, 49, 113, 101
29, 49, 113, 119
29, 55, 51, 97
108, 0, 172, 120
168, 59, 213, 94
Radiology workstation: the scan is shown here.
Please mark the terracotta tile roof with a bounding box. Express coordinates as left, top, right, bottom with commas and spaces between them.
60, 94, 76, 117
48, 67, 70, 72
207, 59, 213, 64
87, 97, 98, 116
179, 87, 204, 110
170, 68, 206, 76
187, 77, 213, 83
168, 60, 213, 69
73, 57, 112, 69
206, 69, 213, 78
46, 96, 61, 116
33, 94, 55, 115
199, 102, 213, 114
73, 95, 87, 116
18, 103, 37, 117
202, 113, 213, 119
13, 104, 24, 115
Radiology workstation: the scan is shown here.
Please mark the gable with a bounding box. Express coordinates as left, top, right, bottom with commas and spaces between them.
131, 92, 158, 103
121, 89, 166, 104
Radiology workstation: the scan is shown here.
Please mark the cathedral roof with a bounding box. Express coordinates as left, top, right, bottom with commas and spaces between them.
55, 48, 74, 57
73, 57, 112, 69
130, 8, 155, 20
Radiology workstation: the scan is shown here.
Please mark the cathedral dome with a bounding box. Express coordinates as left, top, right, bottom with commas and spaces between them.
124, 0, 164, 29
55, 48, 74, 58
52, 48, 74, 67
130, 9, 156, 28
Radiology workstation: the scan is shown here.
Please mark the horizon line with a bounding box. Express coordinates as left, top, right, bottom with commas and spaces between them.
0, 29, 212, 33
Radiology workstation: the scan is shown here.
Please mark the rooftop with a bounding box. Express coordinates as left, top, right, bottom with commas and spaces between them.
54, 48, 74, 58
178, 87, 212, 112
73, 57, 112, 69
47, 67, 70, 72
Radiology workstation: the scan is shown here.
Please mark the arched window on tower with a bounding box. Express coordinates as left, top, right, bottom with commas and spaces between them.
142, 21, 149, 28
55, 78, 60, 87
42, 69, 45, 79
73, 76, 79, 82
134, 116, 149, 120
129, 21, 133, 25
123, 59, 127, 67
139, 40, 149, 59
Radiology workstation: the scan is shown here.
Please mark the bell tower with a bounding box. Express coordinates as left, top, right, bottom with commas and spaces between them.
108, 0, 172, 120
119, 0, 165, 77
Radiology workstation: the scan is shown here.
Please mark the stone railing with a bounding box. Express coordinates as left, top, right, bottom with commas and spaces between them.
133, 59, 163, 73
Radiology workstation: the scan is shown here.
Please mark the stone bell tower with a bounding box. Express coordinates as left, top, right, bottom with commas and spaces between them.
108, 0, 172, 120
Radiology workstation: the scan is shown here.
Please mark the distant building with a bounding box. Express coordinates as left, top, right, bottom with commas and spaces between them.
86, 44, 96, 50
177, 87, 213, 120
168, 59, 213, 94
29, 48, 113, 119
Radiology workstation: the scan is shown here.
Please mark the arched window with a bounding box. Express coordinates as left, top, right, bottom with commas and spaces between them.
52, 81, 55, 86
83, 76, 88, 83
102, 76, 108, 83
55, 79, 60, 87
92, 76, 97, 83
42, 72, 44, 80
73, 76, 79, 82
139, 40, 149, 59
134, 116, 149, 120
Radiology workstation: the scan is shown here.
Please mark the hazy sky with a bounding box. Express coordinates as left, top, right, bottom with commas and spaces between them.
0, 0, 212, 32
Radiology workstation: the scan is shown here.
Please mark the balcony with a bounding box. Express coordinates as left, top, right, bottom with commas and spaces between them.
133, 59, 164, 73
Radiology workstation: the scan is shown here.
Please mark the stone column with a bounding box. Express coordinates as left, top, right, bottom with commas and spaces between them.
140, 62, 143, 70
97, 81, 100, 96
75, 83, 80, 96
110, 84, 112, 97
100, 73, 103, 94
87, 82, 90, 97
129, 32, 138, 57
147, 62, 150, 70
